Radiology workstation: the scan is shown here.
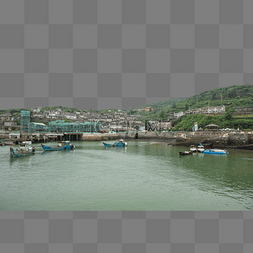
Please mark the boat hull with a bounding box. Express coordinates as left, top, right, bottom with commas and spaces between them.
10, 147, 35, 158
102, 142, 126, 147
41, 144, 75, 151
203, 149, 228, 155
179, 151, 193, 155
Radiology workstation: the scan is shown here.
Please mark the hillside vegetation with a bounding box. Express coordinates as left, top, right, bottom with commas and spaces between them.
1, 85, 252, 130
130, 84, 253, 120
172, 114, 253, 131
170, 84, 253, 113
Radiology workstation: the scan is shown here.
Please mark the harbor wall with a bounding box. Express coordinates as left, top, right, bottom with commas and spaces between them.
117, 131, 253, 149
80, 131, 253, 148
1, 131, 253, 149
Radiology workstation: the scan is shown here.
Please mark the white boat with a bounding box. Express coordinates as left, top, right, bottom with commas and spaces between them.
22, 141, 32, 145
197, 143, 205, 153
190, 145, 197, 152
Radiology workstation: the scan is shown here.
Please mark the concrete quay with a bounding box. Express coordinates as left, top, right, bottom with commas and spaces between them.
1, 131, 253, 150
103, 131, 253, 150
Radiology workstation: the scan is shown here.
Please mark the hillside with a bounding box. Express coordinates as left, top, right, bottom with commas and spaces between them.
172, 114, 253, 131
139, 84, 253, 113
170, 84, 253, 113
1, 85, 252, 118
129, 84, 253, 121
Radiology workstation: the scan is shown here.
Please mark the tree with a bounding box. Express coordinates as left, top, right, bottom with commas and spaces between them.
158, 110, 167, 120
225, 107, 235, 120
212, 91, 217, 101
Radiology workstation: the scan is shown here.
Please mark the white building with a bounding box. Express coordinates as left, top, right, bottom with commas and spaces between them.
174, 112, 184, 118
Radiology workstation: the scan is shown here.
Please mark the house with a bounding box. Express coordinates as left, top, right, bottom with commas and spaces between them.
31, 113, 44, 119
4, 122, 17, 127
107, 114, 114, 119
168, 111, 175, 119
174, 112, 184, 118
31, 107, 42, 113
64, 113, 77, 120
89, 112, 101, 118
234, 106, 253, 114
160, 121, 171, 130
145, 107, 153, 112
201, 105, 225, 114
191, 108, 202, 114
0, 113, 11, 122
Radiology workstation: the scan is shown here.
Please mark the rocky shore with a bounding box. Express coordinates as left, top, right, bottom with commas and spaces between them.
119, 131, 253, 150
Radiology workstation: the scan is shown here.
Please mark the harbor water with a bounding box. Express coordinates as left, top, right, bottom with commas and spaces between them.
0, 141, 253, 211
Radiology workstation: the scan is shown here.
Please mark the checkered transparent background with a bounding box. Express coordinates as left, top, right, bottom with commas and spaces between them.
0, 1, 252, 251
0, 211, 253, 253
0, 0, 253, 110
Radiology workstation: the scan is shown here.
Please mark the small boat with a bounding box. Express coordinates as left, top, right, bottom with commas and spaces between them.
203, 149, 229, 155
179, 151, 193, 155
190, 145, 197, 152
197, 143, 205, 153
22, 141, 32, 145
4, 141, 14, 146
10, 143, 35, 158
41, 141, 75, 151
102, 139, 127, 147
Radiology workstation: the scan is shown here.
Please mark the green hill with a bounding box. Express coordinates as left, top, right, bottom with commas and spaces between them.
139, 84, 253, 114
1, 85, 252, 118
170, 84, 253, 113
128, 84, 253, 124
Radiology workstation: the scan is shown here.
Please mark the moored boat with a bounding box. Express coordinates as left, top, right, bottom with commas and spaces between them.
197, 143, 205, 153
203, 149, 229, 155
41, 141, 75, 151
190, 145, 197, 152
4, 141, 14, 146
102, 139, 127, 147
10, 143, 35, 158
179, 151, 193, 155
22, 141, 32, 145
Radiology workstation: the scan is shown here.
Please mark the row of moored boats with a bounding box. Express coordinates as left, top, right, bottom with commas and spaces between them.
9, 139, 127, 158
179, 143, 229, 155
8, 140, 228, 158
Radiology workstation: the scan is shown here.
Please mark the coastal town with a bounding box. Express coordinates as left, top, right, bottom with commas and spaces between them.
0, 104, 253, 151
0, 85, 252, 148
1, 105, 253, 133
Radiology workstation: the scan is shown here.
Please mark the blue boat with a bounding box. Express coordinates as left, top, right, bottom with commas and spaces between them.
102, 139, 127, 147
41, 141, 75, 151
10, 143, 35, 158
203, 149, 229, 155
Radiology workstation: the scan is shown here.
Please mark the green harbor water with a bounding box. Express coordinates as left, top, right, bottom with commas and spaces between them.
0, 141, 253, 211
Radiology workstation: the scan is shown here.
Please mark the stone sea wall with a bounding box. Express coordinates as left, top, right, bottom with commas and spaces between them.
103, 131, 253, 149
1, 131, 252, 149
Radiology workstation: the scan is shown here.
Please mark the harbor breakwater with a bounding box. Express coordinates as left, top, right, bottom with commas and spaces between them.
1, 131, 253, 150
82, 131, 253, 150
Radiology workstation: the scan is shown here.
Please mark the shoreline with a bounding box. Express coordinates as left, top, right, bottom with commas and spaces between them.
1, 130, 253, 150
